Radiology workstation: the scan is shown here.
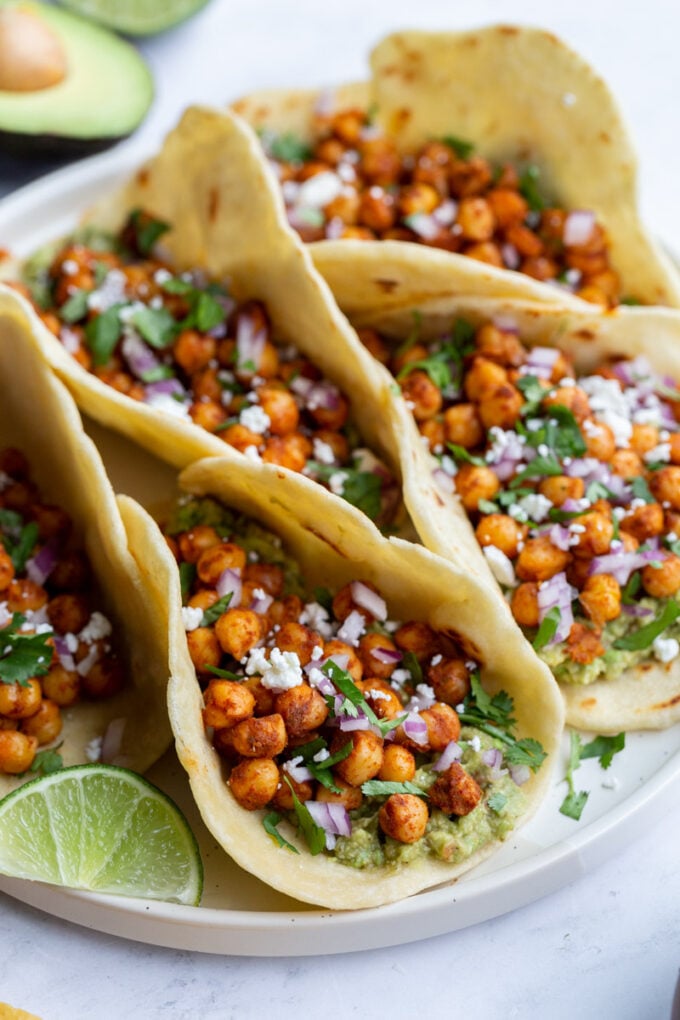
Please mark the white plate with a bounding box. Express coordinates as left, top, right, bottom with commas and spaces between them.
0, 151, 679, 957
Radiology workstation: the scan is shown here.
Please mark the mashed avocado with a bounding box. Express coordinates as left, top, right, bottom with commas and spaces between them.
332, 728, 526, 870
539, 596, 680, 685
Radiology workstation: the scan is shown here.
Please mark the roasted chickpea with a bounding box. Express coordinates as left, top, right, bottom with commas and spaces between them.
332, 730, 384, 787
229, 757, 280, 811
357, 679, 403, 720
420, 702, 461, 750
477, 382, 523, 430
315, 777, 363, 810
464, 357, 508, 402
515, 535, 570, 582
270, 770, 313, 810
243, 676, 276, 716
221, 423, 266, 455
486, 188, 529, 229
427, 657, 471, 706
443, 404, 484, 449
189, 401, 226, 433
46, 593, 90, 635
332, 581, 383, 624
397, 182, 439, 218
81, 658, 125, 699
214, 608, 263, 660
542, 385, 590, 422
21, 700, 62, 745
6, 579, 47, 613
378, 793, 429, 844
257, 385, 300, 436
177, 525, 222, 564
0, 730, 38, 773
41, 664, 80, 707
429, 762, 483, 816
462, 241, 504, 266
378, 744, 416, 783
649, 467, 680, 511
569, 511, 614, 558
579, 574, 621, 627
0, 546, 14, 592
455, 464, 501, 512
173, 329, 216, 376
400, 370, 443, 421
357, 632, 400, 679
394, 620, 441, 660
358, 187, 397, 232
275, 622, 320, 666
275, 684, 328, 738
230, 713, 287, 758
261, 434, 311, 472
475, 514, 525, 558
620, 502, 664, 543
510, 582, 541, 627
243, 562, 285, 598
642, 555, 680, 598
0, 678, 42, 719
323, 640, 363, 681
186, 627, 222, 674
474, 323, 526, 368
31, 503, 71, 543
611, 449, 644, 478
538, 475, 585, 507
630, 424, 660, 456
582, 420, 616, 461
203, 679, 255, 729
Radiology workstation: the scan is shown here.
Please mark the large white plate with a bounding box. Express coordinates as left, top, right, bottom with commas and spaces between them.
0, 150, 679, 957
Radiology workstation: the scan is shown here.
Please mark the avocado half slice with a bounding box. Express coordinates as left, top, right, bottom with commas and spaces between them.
57, 0, 211, 37
0, 1, 153, 157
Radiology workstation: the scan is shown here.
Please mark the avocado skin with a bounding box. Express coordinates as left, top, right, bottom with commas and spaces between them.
0, 126, 134, 159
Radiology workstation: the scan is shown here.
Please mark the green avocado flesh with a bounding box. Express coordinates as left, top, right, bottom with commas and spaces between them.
0, 1, 153, 156
57, 0, 210, 36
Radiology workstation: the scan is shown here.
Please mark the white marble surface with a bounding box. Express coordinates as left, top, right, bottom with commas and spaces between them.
1, 1, 680, 1017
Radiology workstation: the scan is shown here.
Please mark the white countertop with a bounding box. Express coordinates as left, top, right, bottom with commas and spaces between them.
1, 1, 680, 1017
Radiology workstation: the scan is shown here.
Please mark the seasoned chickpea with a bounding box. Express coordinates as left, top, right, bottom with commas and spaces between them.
31, 503, 71, 542
243, 562, 285, 598
332, 730, 384, 787
649, 467, 680, 511
487, 188, 528, 229
243, 676, 276, 716
510, 582, 540, 627
357, 632, 400, 679
630, 423, 660, 456
187, 589, 220, 613
268, 594, 304, 628
538, 475, 585, 507
6, 579, 47, 613
257, 385, 300, 436
357, 679, 403, 720
429, 762, 483, 816
570, 511, 614, 558
221, 423, 266, 455
177, 525, 222, 564
642, 555, 680, 598
359, 137, 401, 185
270, 770, 313, 810
579, 574, 621, 627
196, 542, 246, 586
378, 793, 429, 844
323, 640, 363, 681
261, 435, 310, 471
420, 702, 461, 750
21, 700, 62, 745
0, 730, 38, 773
189, 401, 226, 433
394, 620, 441, 660
81, 658, 125, 699
449, 155, 493, 197
515, 535, 570, 582
229, 757, 280, 811
275, 684, 328, 738
332, 580, 384, 623
475, 323, 526, 368
542, 385, 590, 422
186, 627, 221, 674
400, 370, 443, 421
443, 404, 484, 448
456, 196, 495, 241
358, 188, 397, 232
275, 622, 320, 666
620, 502, 664, 542
315, 777, 363, 810
464, 357, 508, 401
582, 420, 616, 461
397, 182, 439, 217
378, 744, 416, 783
173, 329, 216, 375
611, 449, 644, 478
475, 514, 525, 558
307, 392, 349, 432
214, 608, 263, 660
46, 593, 90, 635
49, 551, 90, 592
427, 657, 471, 705
0, 678, 42, 719
455, 464, 501, 512
230, 713, 287, 758
477, 382, 523, 430
41, 664, 80, 707
0, 546, 14, 591
203, 679, 255, 729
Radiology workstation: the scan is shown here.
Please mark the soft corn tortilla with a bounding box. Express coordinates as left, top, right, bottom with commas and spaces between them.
10, 105, 496, 586
231, 25, 680, 313
0, 286, 173, 794
351, 292, 680, 733
141, 453, 564, 910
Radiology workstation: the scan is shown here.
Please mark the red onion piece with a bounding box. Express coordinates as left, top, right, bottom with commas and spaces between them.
326, 653, 349, 673
325, 217, 345, 240
250, 590, 273, 615
306, 667, 335, 696
549, 524, 572, 552
589, 547, 667, 586
403, 711, 428, 746
216, 568, 242, 607
405, 212, 440, 241
236, 310, 267, 372
433, 740, 462, 771
306, 800, 351, 838
283, 758, 313, 783
25, 541, 58, 586
371, 647, 402, 665
337, 610, 365, 645
482, 747, 503, 770
492, 314, 519, 334
501, 243, 520, 270
144, 378, 186, 400
350, 581, 387, 622
621, 604, 654, 618
510, 763, 531, 786
563, 209, 595, 247
432, 199, 458, 227
338, 715, 370, 732
101, 717, 126, 764
526, 346, 559, 373
122, 333, 164, 380
52, 635, 75, 673
433, 468, 455, 494
537, 572, 575, 644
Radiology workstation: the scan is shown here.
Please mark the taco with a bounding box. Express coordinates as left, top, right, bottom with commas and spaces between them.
0, 284, 174, 792
142, 452, 563, 909
4, 105, 496, 581
345, 293, 680, 733
232, 25, 680, 312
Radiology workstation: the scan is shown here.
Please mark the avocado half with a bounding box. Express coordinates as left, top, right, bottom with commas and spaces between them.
57, 0, 211, 37
0, 1, 153, 158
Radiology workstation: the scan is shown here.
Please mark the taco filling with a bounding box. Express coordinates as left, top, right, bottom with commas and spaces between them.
14, 210, 399, 525
163, 494, 544, 868
0, 446, 125, 776
359, 319, 680, 686
261, 110, 623, 308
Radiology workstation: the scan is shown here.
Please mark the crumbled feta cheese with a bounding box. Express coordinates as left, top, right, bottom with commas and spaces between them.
181, 606, 204, 632
240, 404, 271, 434
146, 392, 191, 420
431, 653, 443, 666
440, 454, 458, 477
367, 687, 391, 701
337, 609, 366, 646
79, 612, 112, 643
296, 171, 343, 209
329, 471, 348, 495
558, 375, 576, 387
579, 375, 632, 447
643, 443, 671, 464
601, 776, 620, 791
86, 268, 128, 312
259, 647, 304, 691
313, 438, 336, 465
299, 602, 333, 639
653, 635, 680, 663
468, 734, 482, 753
390, 668, 411, 684
483, 545, 518, 587
518, 493, 552, 523
569, 523, 586, 534
508, 503, 529, 523
85, 737, 102, 762
243, 445, 262, 462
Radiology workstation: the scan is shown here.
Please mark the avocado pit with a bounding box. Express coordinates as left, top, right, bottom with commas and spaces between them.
0, 6, 67, 92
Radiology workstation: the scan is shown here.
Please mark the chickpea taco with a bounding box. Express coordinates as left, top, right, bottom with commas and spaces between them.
0, 285, 174, 792
146, 453, 563, 909
232, 25, 680, 313
348, 293, 680, 733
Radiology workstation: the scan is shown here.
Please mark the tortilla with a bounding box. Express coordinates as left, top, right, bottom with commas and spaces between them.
0, 285, 173, 793
345, 292, 680, 734
231, 25, 680, 313
142, 452, 563, 909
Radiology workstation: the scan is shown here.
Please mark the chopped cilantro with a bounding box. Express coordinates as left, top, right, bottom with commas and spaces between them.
361, 780, 428, 797
321, 660, 406, 737
446, 444, 486, 467
579, 732, 625, 769
131, 305, 176, 349
0, 614, 53, 686
559, 730, 589, 821
269, 132, 313, 164
0, 519, 38, 573
620, 296, 642, 306
585, 481, 618, 503
85, 303, 124, 365
487, 791, 508, 814
283, 778, 326, 855
200, 592, 233, 627
26, 746, 64, 777
441, 135, 475, 159
621, 571, 641, 605
203, 664, 244, 682
313, 587, 333, 612
532, 607, 561, 651
509, 454, 562, 488
194, 291, 226, 332
516, 374, 548, 417
59, 289, 89, 323
519, 164, 546, 211
127, 210, 170, 257
308, 462, 382, 520
612, 599, 680, 651
402, 650, 422, 684
263, 811, 299, 854
631, 476, 655, 504
458, 673, 545, 772
478, 498, 500, 514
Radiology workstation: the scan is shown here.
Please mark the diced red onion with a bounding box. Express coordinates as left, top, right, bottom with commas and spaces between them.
403, 711, 428, 746
433, 740, 462, 771
250, 591, 273, 615
548, 524, 572, 552
589, 547, 667, 586
526, 346, 559, 374
282, 758, 313, 783
60, 326, 81, 354
564, 457, 607, 481
406, 684, 436, 713
122, 333, 164, 381
537, 571, 575, 644
406, 212, 440, 241
306, 801, 352, 838
501, 243, 521, 270
338, 715, 370, 732
236, 310, 267, 372
563, 209, 595, 247
325, 216, 345, 240
433, 468, 455, 494
25, 541, 58, 586
53, 635, 75, 673
326, 653, 349, 673
371, 647, 402, 664
101, 717, 126, 764
305, 666, 335, 696
482, 748, 503, 769
216, 568, 242, 607
76, 643, 101, 677
144, 378, 185, 400
621, 604, 654, 618
350, 581, 387, 622
510, 763, 531, 786
432, 199, 458, 227
492, 314, 519, 334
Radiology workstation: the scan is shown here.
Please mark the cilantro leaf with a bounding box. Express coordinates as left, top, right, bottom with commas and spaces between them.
179, 562, 196, 603
487, 792, 508, 814
510, 454, 562, 488
559, 730, 589, 821
59, 289, 89, 323
308, 463, 382, 521
361, 780, 428, 797
85, 303, 124, 365
504, 738, 547, 771
533, 606, 561, 651
516, 374, 548, 418
195, 291, 226, 333
0, 615, 53, 686
26, 746, 64, 777
560, 789, 589, 821
613, 599, 680, 650
201, 592, 233, 627
621, 571, 641, 606
446, 444, 486, 467
127, 210, 170, 256
1, 519, 38, 573
203, 664, 244, 681
283, 778, 326, 855
263, 811, 299, 854
441, 135, 475, 159
579, 732, 625, 770
402, 650, 422, 684
269, 132, 313, 164
519, 165, 546, 211
131, 305, 176, 349
631, 476, 655, 504
458, 673, 545, 773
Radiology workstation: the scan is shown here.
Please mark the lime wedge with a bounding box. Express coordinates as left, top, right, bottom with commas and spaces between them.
0, 764, 203, 905
56, 0, 210, 36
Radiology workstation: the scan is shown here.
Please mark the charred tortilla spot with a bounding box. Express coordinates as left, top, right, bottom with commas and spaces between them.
650, 692, 680, 710
578, 698, 598, 709
574, 329, 597, 341
374, 278, 399, 294
305, 524, 349, 558
208, 188, 219, 223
